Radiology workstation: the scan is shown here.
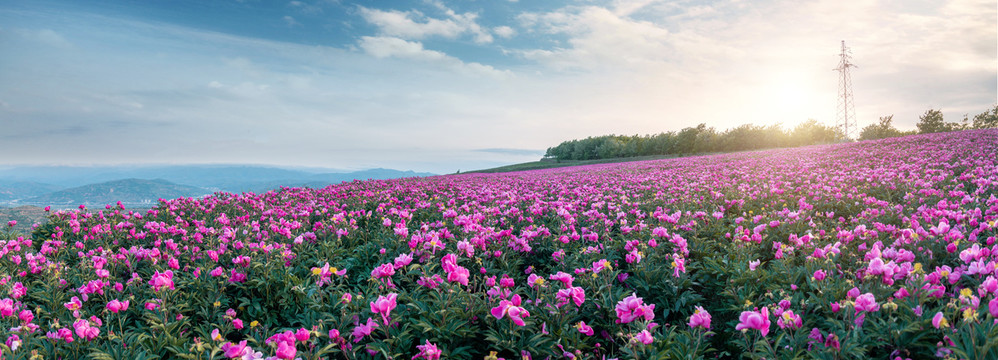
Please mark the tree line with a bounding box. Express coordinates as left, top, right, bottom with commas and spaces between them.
544, 119, 841, 161
545, 105, 998, 161
860, 105, 998, 140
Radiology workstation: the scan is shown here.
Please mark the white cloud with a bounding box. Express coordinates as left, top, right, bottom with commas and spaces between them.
357, 36, 509, 78
357, 4, 493, 44
282, 15, 300, 27
493, 25, 515, 39
358, 36, 447, 61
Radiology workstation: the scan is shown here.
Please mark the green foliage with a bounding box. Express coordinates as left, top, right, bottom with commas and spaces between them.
544, 120, 843, 161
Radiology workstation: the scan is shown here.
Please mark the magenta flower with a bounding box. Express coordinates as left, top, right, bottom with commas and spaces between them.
221, 340, 248, 358
295, 328, 310, 342
106, 299, 129, 313
18, 309, 33, 324
615, 293, 655, 324
555, 286, 586, 308
777, 310, 802, 329
412, 339, 442, 360
148, 270, 174, 292
549, 272, 574, 287
491, 294, 530, 326
275, 340, 296, 360
352, 317, 379, 343
446, 265, 470, 286
813, 270, 826, 281
635, 329, 654, 345
854, 293, 879, 314
371, 263, 395, 279
576, 321, 594, 336
932, 312, 949, 329
73, 318, 100, 341
735, 307, 771, 336
989, 298, 998, 318
749, 259, 761, 271
370, 293, 398, 325
9, 282, 26, 299
0, 298, 15, 317
688, 306, 711, 330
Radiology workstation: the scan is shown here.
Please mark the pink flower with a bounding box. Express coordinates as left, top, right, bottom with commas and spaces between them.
73, 318, 100, 341
351, 317, 378, 343
813, 270, 826, 281
576, 321, 594, 336
989, 298, 998, 318
446, 265, 470, 286
18, 309, 33, 324
749, 259, 761, 271
555, 286, 586, 308
635, 329, 654, 345
412, 339, 442, 360
932, 312, 949, 329
491, 294, 530, 326
615, 293, 655, 324
9, 282, 26, 299
148, 270, 174, 292
221, 340, 248, 358
370, 293, 398, 325
371, 263, 395, 279
777, 310, 802, 330
295, 328, 310, 342
549, 272, 574, 287
232, 318, 244, 329
0, 298, 15, 317
854, 293, 879, 314
847, 287, 861, 299
735, 307, 771, 336
688, 306, 711, 330
211, 328, 223, 341
275, 340, 296, 360
106, 299, 129, 314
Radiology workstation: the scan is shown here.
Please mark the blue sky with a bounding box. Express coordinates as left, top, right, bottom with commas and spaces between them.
1, 0, 995, 173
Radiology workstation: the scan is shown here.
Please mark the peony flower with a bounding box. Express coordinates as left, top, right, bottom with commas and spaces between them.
411, 339, 442, 360
615, 293, 655, 324
736, 307, 771, 336
932, 312, 949, 329
749, 259, 761, 271
688, 306, 711, 330
854, 293, 879, 314
370, 293, 398, 325
576, 321, 594, 336
148, 270, 174, 292
491, 294, 530, 326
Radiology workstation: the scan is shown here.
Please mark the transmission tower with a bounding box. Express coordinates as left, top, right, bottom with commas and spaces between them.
833, 40, 857, 140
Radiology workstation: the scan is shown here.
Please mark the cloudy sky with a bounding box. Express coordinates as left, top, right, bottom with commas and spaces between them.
1, 0, 995, 174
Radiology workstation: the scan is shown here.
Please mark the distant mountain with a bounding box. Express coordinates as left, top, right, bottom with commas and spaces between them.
0, 165, 434, 192
21, 178, 212, 208
0, 180, 63, 201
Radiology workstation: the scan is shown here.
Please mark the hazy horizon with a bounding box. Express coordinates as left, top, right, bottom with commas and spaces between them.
2, 0, 995, 174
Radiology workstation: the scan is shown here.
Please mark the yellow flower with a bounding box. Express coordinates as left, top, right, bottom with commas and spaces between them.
213, 301, 221, 308
311, 268, 322, 275
250, 320, 259, 328
533, 278, 545, 286
960, 288, 972, 298
744, 300, 753, 307
963, 308, 978, 322
913, 263, 923, 273
485, 351, 499, 360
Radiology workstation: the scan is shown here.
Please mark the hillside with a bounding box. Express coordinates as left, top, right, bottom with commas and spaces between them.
0, 180, 62, 201
22, 178, 211, 207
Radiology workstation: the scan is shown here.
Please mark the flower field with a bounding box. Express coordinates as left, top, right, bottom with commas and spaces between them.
2, 130, 998, 360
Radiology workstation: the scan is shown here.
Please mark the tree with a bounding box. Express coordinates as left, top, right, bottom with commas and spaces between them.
972, 104, 998, 129
916, 109, 951, 134
859, 115, 902, 140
